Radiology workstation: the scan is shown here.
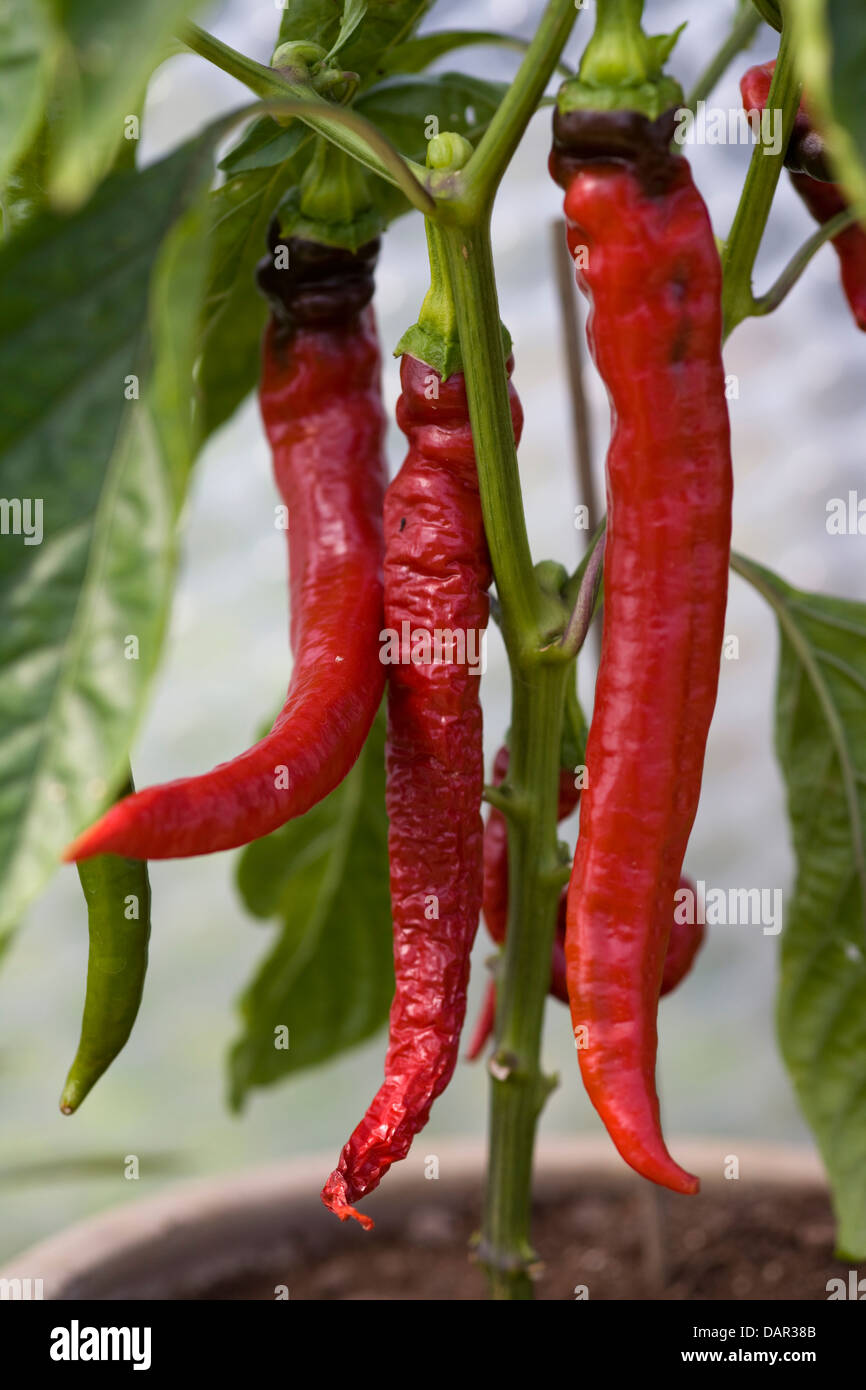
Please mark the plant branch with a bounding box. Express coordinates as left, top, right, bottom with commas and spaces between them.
432, 173, 573, 1303
440, 221, 540, 645
720, 21, 802, 338
461, 0, 580, 212
479, 662, 569, 1299
752, 207, 859, 316
179, 23, 434, 214
684, 3, 762, 112
560, 531, 606, 657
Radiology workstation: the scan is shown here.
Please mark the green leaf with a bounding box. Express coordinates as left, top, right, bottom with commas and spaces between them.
358, 72, 508, 161
789, 0, 866, 209
352, 71, 507, 224
0, 134, 218, 939
229, 708, 393, 1106
736, 554, 866, 1258
326, 0, 368, 61
372, 28, 546, 80
196, 146, 310, 441
46, 0, 204, 208
217, 117, 308, 178
0, 0, 57, 194
279, 0, 434, 90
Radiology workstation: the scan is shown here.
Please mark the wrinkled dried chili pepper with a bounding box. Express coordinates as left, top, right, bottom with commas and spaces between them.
321, 346, 524, 1229
65, 237, 387, 861
550, 104, 732, 1196
741, 60, 866, 331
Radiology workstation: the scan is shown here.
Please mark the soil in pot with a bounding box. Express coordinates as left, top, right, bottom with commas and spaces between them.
203, 1179, 853, 1301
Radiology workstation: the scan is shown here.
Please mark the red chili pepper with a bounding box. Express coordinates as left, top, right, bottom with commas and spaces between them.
740, 60, 866, 331
550, 109, 732, 1196
661, 878, 705, 997
321, 353, 523, 1229
468, 741, 704, 1060
466, 746, 577, 1061
482, 745, 579, 949
65, 239, 387, 862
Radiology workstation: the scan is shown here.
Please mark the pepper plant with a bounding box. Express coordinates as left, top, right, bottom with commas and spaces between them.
2, 0, 866, 1302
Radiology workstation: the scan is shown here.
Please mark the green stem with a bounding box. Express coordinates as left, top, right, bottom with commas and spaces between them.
179, 22, 433, 213
720, 21, 801, 338
752, 207, 858, 316
437, 210, 572, 1302
440, 221, 540, 646
684, 4, 762, 112
480, 662, 568, 1300
461, 0, 580, 211
179, 21, 279, 98
480, 661, 569, 1301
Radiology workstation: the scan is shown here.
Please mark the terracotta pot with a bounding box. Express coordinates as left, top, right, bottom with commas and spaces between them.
0, 1138, 825, 1300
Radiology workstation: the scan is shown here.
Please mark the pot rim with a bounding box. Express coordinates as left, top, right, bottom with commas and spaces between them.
0, 1136, 825, 1299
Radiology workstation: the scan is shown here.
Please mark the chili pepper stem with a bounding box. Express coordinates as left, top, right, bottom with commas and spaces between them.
721, 22, 801, 339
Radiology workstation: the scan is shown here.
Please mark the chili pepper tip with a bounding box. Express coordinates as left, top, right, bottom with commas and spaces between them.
321, 1174, 375, 1230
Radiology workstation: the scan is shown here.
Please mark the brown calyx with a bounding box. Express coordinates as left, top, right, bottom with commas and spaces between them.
550, 106, 681, 197
256, 227, 380, 331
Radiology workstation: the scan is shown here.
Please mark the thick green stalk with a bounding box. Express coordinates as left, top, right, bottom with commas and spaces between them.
462, 0, 580, 210
684, 4, 761, 112
440, 220, 541, 646
479, 662, 569, 1299
721, 21, 801, 337
437, 212, 573, 1298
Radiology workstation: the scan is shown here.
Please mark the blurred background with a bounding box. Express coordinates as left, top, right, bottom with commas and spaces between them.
1, 0, 863, 1261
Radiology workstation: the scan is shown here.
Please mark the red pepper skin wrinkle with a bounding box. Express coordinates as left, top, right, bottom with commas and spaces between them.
740, 61, 866, 331
321, 355, 523, 1228
559, 159, 732, 1197
65, 309, 387, 861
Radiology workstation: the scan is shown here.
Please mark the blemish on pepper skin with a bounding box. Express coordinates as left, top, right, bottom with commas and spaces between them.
462, 244, 469, 261
400, 516, 407, 531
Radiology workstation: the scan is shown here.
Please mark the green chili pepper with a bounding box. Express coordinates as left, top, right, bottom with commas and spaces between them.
60, 777, 151, 1114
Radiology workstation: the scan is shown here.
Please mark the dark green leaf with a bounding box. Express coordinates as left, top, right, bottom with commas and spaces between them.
372, 28, 532, 79
736, 554, 866, 1258
357, 72, 508, 163
229, 709, 393, 1106
218, 117, 308, 177
196, 148, 310, 440
46, 0, 204, 207
0, 134, 217, 939
0, 0, 56, 194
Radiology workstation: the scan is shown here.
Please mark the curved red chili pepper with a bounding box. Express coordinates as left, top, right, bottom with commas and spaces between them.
741, 60, 866, 331
551, 113, 732, 1197
65, 241, 387, 861
321, 354, 523, 1229
468, 736, 703, 1058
